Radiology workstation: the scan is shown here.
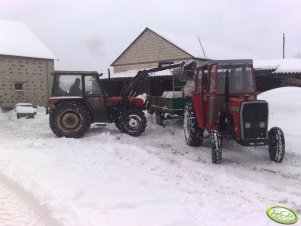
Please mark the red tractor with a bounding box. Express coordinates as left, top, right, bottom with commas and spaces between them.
183, 60, 285, 164
47, 63, 183, 138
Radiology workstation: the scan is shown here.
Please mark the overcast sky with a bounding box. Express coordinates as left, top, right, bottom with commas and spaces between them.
0, 0, 300, 73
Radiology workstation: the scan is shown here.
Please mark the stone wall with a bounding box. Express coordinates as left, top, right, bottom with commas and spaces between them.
0, 55, 54, 109
113, 29, 192, 73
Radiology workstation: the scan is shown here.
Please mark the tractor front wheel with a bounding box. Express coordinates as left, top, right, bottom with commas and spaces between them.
120, 109, 146, 136
183, 102, 203, 146
268, 127, 285, 163
115, 115, 125, 133
211, 130, 222, 164
49, 101, 91, 138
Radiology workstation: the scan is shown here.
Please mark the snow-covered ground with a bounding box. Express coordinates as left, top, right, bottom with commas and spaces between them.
0, 87, 300, 226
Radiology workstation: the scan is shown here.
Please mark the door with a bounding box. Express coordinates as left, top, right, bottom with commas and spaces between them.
205, 63, 219, 130
83, 75, 107, 122
192, 68, 206, 128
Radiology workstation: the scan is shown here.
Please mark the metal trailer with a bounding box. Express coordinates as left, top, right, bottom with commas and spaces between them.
146, 94, 186, 126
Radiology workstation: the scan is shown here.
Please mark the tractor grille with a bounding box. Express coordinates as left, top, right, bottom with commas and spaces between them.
240, 101, 268, 140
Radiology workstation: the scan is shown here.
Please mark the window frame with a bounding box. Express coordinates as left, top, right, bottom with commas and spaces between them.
14, 82, 24, 91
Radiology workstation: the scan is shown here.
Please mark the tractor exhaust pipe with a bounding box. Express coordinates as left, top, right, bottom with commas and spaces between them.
108, 68, 111, 80
225, 70, 229, 103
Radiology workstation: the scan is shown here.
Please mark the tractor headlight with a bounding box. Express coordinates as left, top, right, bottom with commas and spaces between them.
245, 122, 251, 128
259, 122, 266, 128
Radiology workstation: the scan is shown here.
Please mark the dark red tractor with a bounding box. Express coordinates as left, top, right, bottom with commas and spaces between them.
183, 60, 285, 164
47, 63, 182, 138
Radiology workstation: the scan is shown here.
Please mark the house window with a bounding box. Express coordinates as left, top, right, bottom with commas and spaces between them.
15, 83, 23, 91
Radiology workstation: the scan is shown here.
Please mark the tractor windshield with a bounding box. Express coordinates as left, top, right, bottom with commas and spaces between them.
217, 66, 255, 94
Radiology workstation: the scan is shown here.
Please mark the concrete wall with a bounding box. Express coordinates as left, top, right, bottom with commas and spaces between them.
0, 55, 54, 109
113, 29, 192, 73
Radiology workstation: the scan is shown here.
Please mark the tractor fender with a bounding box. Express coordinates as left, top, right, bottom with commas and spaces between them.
47, 97, 89, 115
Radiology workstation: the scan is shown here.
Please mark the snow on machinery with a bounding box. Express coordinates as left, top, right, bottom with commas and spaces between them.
183, 59, 285, 164
47, 62, 184, 138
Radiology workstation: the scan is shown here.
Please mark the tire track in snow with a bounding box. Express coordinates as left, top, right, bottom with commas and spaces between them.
0, 173, 62, 226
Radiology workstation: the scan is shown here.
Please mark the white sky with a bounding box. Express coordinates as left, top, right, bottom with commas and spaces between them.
0, 0, 300, 73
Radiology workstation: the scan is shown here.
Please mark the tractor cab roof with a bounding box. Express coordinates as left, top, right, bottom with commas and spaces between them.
53, 71, 101, 76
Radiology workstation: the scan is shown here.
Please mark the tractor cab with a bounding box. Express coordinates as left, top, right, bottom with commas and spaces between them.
195, 60, 256, 96
50, 71, 107, 122
51, 71, 103, 97
192, 60, 260, 134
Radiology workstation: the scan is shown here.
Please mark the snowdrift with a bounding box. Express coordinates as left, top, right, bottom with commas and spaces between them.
258, 87, 301, 136
0, 87, 300, 226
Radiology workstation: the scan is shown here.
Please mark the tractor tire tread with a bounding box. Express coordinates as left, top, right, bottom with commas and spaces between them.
184, 102, 204, 146
49, 101, 91, 138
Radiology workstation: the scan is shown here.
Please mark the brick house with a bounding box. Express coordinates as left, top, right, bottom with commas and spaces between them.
0, 20, 56, 110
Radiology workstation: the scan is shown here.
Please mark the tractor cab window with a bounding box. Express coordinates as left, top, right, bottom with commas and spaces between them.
84, 76, 102, 96
209, 64, 217, 93
217, 66, 255, 94
203, 70, 208, 93
194, 70, 201, 93
194, 67, 209, 94
53, 75, 82, 96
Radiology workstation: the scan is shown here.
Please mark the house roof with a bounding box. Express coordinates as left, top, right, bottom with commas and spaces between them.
0, 19, 56, 60
254, 59, 301, 74
150, 28, 258, 60
111, 27, 258, 66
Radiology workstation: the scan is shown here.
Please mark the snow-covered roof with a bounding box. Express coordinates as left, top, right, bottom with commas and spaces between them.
110, 68, 173, 79
0, 20, 56, 60
150, 28, 258, 60
254, 59, 301, 73
112, 58, 301, 79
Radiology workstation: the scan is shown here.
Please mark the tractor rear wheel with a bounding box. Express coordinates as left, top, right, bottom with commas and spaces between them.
120, 109, 146, 136
49, 101, 91, 138
268, 127, 285, 163
183, 102, 203, 146
211, 130, 222, 164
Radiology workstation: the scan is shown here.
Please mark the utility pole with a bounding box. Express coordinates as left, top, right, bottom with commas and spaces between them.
283, 33, 285, 59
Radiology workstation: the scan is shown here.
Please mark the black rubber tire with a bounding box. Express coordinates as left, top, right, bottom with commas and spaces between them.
49, 101, 91, 138
268, 127, 285, 163
120, 109, 146, 137
183, 102, 204, 146
115, 114, 126, 133
211, 130, 222, 164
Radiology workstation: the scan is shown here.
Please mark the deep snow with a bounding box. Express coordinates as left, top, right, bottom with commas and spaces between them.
0, 87, 300, 226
